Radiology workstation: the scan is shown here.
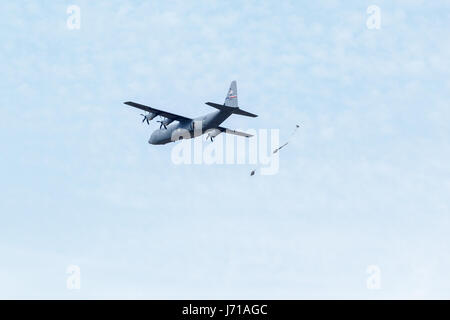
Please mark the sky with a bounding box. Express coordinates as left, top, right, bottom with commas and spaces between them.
1, 0, 450, 299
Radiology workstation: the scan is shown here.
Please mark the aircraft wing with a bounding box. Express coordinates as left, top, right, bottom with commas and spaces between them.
124, 101, 192, 122
218, 126, 253, 138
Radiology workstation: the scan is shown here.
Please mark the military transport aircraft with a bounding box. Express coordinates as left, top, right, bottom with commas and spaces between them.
124, 81, 257, 145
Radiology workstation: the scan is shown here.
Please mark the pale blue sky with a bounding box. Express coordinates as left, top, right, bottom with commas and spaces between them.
1, 0, 450, 298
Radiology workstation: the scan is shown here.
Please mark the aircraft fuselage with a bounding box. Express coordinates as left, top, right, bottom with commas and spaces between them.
148, 109, 233, 145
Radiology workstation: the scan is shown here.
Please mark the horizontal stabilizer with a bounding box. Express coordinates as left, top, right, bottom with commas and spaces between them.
232, 108, 258, 118
205, 102, 235, 112
205, 102, 258, 118
218, 126, 253, 138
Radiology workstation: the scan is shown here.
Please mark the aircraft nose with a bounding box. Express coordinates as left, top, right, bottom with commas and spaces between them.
148, 131, 157, 144
149, 130, 162, 145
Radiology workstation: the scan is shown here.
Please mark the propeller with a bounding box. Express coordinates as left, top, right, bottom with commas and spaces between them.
140, 112, 156, 125
140, 114, 150, 125
157, 120, 167, 130
157, 117, 174, 130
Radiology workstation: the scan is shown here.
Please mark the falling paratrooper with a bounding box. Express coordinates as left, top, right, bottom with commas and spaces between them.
250, 124, 300, 176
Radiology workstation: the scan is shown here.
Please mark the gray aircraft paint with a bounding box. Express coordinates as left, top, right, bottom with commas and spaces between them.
125, 81, 257, 145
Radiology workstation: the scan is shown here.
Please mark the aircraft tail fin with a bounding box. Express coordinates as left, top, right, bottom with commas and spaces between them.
224, 80, 238, 107
204, 80, 258, 117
